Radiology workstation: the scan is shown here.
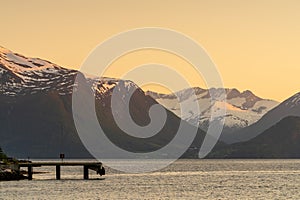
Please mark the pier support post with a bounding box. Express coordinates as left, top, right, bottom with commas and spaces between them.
28, 165, 33, 180
56, 165, 61, 180
83, 165, 89, 180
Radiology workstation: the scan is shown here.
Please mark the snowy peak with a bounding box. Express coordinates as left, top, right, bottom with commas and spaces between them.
88, 76, 141, 99
147, 87, 270, 111
147, 87, 279, 133
0, 46, 65, 85
226, 89, 258, 99
225, 92, 300, 144
0, 46, 143, 98
0, 46, 59, 73
0, 46, 11, 54
0, 47, 79, 96
284, 92, 300, 108
146, 87, 208, 102
147, 87, 261, 102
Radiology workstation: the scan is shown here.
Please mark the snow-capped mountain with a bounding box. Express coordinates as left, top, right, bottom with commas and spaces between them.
284, 92, 300, 108
0, 46, 210, 158
0, 46, 78, 96
227, 92, 300, 144
88, 76, 141, 100
146, 88, 279, 142
0, 46, 140, 98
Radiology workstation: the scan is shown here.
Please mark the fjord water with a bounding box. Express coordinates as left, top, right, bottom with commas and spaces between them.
1, 160, 300, 199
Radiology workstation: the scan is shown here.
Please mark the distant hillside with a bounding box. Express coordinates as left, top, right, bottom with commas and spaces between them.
209, 116, 300, 158
226, 92, 300, 144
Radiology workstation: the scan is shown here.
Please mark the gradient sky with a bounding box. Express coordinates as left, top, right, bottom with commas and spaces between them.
1, 0, 300, 101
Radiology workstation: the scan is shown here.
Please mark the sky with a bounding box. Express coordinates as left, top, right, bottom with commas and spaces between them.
1, 0, 300, 101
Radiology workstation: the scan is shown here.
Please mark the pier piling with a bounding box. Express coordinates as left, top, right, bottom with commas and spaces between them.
27, 165, 32, 180
83, 165, 89, 180
56, 165, 61, 180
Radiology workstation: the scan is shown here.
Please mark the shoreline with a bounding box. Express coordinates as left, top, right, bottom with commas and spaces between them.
0, 170, 27, 181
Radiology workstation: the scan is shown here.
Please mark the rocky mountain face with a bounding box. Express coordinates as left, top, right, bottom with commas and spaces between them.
146, 88, 279, 143
0, 46, 210, 158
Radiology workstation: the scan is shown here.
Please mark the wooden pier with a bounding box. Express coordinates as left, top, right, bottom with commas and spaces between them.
18, 161, 105, 180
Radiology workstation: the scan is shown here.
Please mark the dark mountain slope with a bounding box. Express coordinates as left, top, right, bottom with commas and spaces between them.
226, 93, 300, 144
209, 116, 300, 158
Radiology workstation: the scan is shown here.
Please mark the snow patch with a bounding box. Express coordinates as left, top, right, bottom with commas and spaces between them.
151, 89, 279, 130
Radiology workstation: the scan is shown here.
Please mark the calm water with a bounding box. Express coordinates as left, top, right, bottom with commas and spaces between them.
1, 159, 300, 199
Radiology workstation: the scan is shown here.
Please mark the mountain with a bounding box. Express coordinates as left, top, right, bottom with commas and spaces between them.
0, 46, 79, 96
0, 46, 211, 159
226, 92, 300, 144
209, 116, 300, 158
146, 88, 278, 143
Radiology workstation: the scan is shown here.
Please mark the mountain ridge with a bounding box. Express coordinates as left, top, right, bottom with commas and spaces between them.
226, 92, 300, 144
146, 88, 279, 143
0, 46, 213, 159
209, 116, 300, 158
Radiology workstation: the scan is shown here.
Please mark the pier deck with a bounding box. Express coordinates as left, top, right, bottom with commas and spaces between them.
18, 161, 105, 180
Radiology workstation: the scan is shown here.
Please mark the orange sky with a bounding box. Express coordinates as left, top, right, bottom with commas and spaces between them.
1, 0, 300, 101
